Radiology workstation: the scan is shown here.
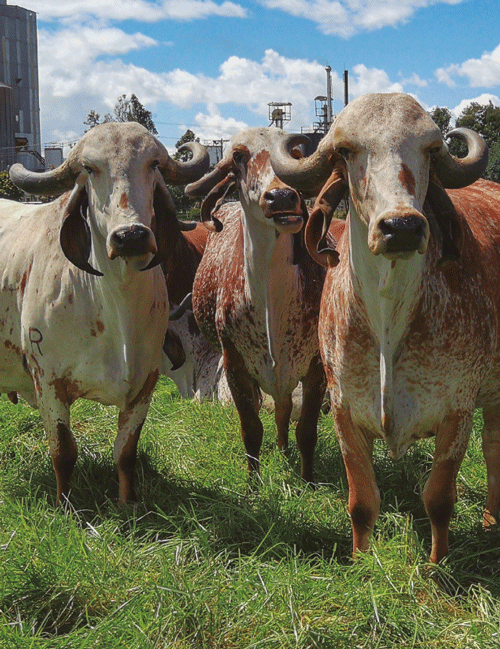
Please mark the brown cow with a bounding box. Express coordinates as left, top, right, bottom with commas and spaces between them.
186, 127, 332, 482
273, 92, 498, 563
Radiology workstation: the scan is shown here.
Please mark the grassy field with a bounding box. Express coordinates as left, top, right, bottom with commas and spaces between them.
0, 377, 499, 648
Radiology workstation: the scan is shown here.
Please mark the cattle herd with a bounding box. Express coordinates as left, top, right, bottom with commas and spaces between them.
1, 92, 500, 564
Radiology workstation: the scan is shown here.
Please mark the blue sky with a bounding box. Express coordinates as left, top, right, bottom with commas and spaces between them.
26, 0, 499, 152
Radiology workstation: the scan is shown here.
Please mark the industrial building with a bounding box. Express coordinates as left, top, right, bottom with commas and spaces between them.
0, 0, 41, 172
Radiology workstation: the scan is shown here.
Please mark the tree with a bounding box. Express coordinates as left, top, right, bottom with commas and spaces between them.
128, 94, 158, 135
0, 170, 23, 200
430, 102, 500, 183
173, 129, 199, 161
168, 129, 202, 218
84, 94, 157, 135
456, 101, 500, 183
429, 106, 453, 135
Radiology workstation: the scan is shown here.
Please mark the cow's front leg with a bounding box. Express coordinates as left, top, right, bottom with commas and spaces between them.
295, 356, 326, 484
423, 411, 472, 563
37, 394, 77, 507
274, 395, 292, 452
335, 407, 379, 556
223, 340, 263, 475
481, 404, 500, 528
115, 371, 158, 504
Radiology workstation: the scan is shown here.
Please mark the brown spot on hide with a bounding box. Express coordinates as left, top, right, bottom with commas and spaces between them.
127, 369, 159, 410
399, 164, 416, 196
68, 293, 74, 305
115, 420, 144, 503
49, 377, 81, 406
52, 422, 78, 504
96, 320, 105, 333
4, 340, 21, 355
119, 192, 129, 209
20, 271, 28, 295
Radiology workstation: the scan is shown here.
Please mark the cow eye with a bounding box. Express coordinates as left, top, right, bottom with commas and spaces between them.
83, 165, 93, 174
337, 147, 351, 161
151, 159, 160, 170
233, 150, 247, 166
427, 145, 441, 158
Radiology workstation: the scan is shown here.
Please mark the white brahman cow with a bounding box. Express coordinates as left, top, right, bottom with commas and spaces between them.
1, 121, 208, 505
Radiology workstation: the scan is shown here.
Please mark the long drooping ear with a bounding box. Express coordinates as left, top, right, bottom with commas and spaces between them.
60, 184, 103, 276
163, 328, 186, 371
142, 181, 178, 271
425, 179, 463, 267
304, 171, 347, 268
292, 195, 310, 265
200, 172, 237, 232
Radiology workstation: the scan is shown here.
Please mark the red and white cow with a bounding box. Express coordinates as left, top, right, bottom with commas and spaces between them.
274, 92, 498, 562
1, 122, 208, 505
186, 127, 331, 482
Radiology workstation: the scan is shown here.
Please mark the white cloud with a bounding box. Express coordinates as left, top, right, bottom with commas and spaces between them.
400, 73, 428, 87
451, 93, 500, 120
436, 44, 500, 88
37, 18, 420, 147
38, 26, 158, 72
192, 110, 249, 141
27, 0, 247, 23
259, 0, 463, 38
348, 64, 404, 96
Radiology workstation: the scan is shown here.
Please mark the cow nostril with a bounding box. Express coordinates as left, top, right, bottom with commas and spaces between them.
264, 188, 299, 210
111, 225, 151, 257
380, 216, 424, 234
114, 226, 149, 243
380, 216, 425, 236
379, 216, 426, 253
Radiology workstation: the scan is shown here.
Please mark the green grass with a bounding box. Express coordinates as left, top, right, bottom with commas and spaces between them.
1, 379, 499, 648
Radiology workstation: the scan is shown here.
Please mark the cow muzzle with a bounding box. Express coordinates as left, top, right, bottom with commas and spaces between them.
260, 187, 304, 233
369, 210, 429, 259
108, 224, 157, 260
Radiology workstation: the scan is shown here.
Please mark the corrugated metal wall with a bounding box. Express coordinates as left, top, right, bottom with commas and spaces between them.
0, 1, 41, 172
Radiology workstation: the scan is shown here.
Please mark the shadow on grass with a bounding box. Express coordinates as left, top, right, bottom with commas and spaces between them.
5, 416, 500, 594
6, 444, 353, 564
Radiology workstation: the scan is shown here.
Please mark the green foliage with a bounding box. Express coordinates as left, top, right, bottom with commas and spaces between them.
456, 101, 500, 149
167, 182, 200, 219
0, 170, 23, 201
455, 102, 500, 183
168, 129, 203, 218
429, 106, 453, 135
0, 383, 499, 647
431, 101, 500, 183
174, 129, 200, 161
84, 94, 157, 135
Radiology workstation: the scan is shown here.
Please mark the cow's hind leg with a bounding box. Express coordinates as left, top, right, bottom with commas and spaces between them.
223, 340, 263, 476
295, 356, 326, 484
481, 404, 500, 528
423, 411, 472, 563
38, 396, 77, 507
115, 370, 159, 504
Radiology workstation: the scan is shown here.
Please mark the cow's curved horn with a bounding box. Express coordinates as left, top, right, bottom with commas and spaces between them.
433, 128, 488, 189
159, 141, 210, 186
185, 157, 233, 198
9, 159, 77, 197
270, 133, 335, 198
